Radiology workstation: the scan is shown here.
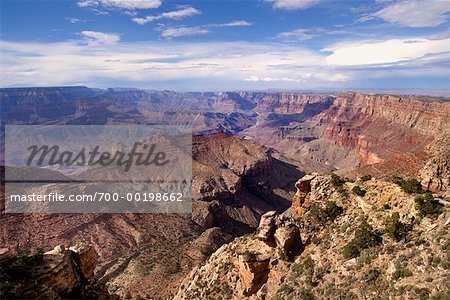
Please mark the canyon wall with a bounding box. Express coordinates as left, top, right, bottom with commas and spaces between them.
318, 92, 449, 180
248, 91, 450, 185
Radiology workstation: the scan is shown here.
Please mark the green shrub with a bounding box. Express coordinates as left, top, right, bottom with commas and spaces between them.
363, 268, 381, 283
393, 268, 413, 280
242, 250, 258, 261
276, 283, 294, 295
415, 193, 443, 217
7, 248, 44, 278
352, 185, 366, 197
299, 288, 315, 300
325, 201, 344, 220
360, 175, 372, 182
357, 248, 378, 267
391, 176, 424, 194
343, 220, 382, 259
331, 174, 348, 196
385, 212, 410, 242
309, 201, 343, 224
331, 173, 346, 187
302, 256, 315, 284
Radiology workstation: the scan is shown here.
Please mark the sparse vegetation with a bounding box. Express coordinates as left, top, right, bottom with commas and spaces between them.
176, 174, 448, 300
393, 267, 413, 280
391, 176, 424, 194
302, 256, 315, 285
309, 201, 343, 224
299, 288, 315, 300
278, 248, 288, 261
415, 193, 444, 217
356, 247, 379, 268
6, 248, 44, 278
331, 173, 345, 187
385, 212, 410, 241
331, 173, 348, 196
242, 250, 258, 262
352, 185, 366, 197
363, 268, 381, 283
343, 220, 382, 259
360, 175, 372, 182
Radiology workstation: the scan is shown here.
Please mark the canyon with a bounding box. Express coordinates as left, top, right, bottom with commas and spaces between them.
2, 87, 448, 186
0, 87, 449, 298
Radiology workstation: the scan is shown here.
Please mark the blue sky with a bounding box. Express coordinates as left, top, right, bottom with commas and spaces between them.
1, 0, 449, 91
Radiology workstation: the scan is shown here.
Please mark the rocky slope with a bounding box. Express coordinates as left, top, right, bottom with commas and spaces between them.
175, 174, 450, 299
419, 137, 450, 194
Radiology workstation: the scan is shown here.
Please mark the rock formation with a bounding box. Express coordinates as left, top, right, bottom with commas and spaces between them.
0, 243, 112, 300
256, 211, 277, 241
292, 174, 316, 217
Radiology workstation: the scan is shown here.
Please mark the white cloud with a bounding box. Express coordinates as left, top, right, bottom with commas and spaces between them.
276, 27, 351, 41
132, 5, 200, 25
266, 0, 321, 10
159, 26, 209, 39
158, 21, 253, 39
77, 0, 97, 7
78, 0, 161, 10
277, 28, 316, 40
81, 31, 121, 44
65, 17, 84, 23
373, 0, 450, 27
217, 20, 253, 27
324, 37, 450, 65
328, 73, 349, 81
244, 75, 312, 82
2, 33, 449, 89
0, 40, 336, 89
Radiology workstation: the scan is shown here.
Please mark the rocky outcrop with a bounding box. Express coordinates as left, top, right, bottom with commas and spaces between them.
238, 254, 271, 296
292, 174, 316, 217
174, 212, 303, 299
274, 223, 302, 256
257, 211, 277, 241
0, 243, 112, 300
69, 243, 98, 279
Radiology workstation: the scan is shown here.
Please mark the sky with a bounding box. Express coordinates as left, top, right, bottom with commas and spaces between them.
0, 0, 449, 91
